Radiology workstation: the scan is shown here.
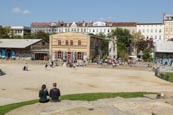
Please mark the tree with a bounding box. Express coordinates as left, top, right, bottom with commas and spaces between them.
32, 31, 49, 42
97, 32, 109, 58
0, 26, 10, 38
23, 33, 33, 39
109, 28, 131, 60
131, 31, 144, 55
13, 35, 23, 39
136, 39, 154, 62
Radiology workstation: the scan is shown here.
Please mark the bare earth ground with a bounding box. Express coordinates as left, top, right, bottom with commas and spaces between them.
0, 63, 173, 115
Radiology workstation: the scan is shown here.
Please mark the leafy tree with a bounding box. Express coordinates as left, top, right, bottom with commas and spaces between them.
32, 31, 49, 42
136, 39, 154, 62
23, 33, 33, 39
131, 31, 144, 55
136, 39, 154, 51
143, 49, 152, 62
0, 26, 10, 38
108, 28, 131, 60
97, 32, 109, 58
13, 35, 23, 39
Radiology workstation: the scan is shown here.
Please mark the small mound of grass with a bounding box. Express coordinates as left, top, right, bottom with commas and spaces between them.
0, 92, 157, 115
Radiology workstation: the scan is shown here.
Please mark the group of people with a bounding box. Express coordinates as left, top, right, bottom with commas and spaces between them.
39, 82, 61, 103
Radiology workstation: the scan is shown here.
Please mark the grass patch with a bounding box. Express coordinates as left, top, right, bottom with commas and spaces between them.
0, 99, 38, 115
0, 92, 156, 115
160, 72, 173, 82
60, 92, 156, 101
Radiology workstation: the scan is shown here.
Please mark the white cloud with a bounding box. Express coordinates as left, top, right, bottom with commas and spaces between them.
12, 7, 30, 14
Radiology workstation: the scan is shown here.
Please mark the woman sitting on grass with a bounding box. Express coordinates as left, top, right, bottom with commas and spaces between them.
39, 84, 49, 103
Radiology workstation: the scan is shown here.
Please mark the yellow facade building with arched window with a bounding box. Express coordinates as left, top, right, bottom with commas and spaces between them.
49, 32, 103, 62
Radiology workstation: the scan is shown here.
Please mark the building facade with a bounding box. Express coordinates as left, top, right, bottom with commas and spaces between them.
31, 21, 136, 36
137, 23, 164, 42
10, 26, 31, 38
155, 40, 173, 65
111, 22, 137, 33
163, 14, 173, 40
0, 39, 49, 60
49, 32, 103, 62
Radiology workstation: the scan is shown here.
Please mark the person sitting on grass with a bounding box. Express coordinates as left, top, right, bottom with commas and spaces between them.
50, 83, 61, 102
39, 84, 49, 103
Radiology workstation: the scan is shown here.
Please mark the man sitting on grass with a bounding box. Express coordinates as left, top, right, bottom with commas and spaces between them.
50, 83, 61, 102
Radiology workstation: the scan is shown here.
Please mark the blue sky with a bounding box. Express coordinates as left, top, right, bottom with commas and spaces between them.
0, 0, 173, 26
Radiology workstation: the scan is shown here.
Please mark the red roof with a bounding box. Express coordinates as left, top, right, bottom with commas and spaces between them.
32, 22, 51, 26
112, 22, 137, 27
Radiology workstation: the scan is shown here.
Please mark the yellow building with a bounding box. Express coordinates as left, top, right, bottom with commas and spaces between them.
49, 32, 102, 62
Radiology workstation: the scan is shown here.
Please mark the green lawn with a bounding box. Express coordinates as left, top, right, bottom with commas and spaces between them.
0, 92, 156, 115
160, 72, 173, 82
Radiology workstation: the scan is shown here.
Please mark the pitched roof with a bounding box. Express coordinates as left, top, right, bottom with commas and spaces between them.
112, 22, 137, 27
0, 39, 42, 48
32, 22, 51, 26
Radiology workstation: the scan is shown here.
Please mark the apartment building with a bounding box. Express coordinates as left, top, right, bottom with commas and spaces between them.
10, 26, 31, 38
31, 21, 136, 36
137, 23, 164, 42
163, 14, 173, 40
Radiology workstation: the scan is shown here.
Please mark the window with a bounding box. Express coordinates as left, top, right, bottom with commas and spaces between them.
42, 42, 45, 45
171, 28, 173, 32
159, 35, 161, 39
77, 52, 82, 59
155, 29, 157, 33
58, 40, 61, 45
66, 40, 68, 45
159, 29, 161, 33
70, 40, 73, 46
57, 51, 61, 59
93, 29, 95, 32
78, 40, 81, 46
151, 29, 153, 33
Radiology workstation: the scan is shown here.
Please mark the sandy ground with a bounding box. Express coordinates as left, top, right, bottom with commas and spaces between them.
0, 63, 173, 106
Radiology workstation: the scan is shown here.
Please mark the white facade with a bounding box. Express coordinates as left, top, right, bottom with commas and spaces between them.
163, 14, 173, 40
137, 23, 164, 42
31, 21, 135, 36
155, 40, 173, 53
10, 26, 31, 37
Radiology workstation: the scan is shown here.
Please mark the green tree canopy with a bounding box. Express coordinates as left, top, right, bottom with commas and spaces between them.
97, 32, 109, 58
108, 28, 131, 60
0, 26, 10, 38
32, 31, 49, 42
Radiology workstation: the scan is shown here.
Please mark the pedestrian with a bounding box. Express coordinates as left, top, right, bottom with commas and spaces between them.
45, 63, 48, 69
